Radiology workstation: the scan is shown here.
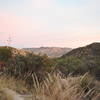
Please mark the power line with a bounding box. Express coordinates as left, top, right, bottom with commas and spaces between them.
7, 34, 12, 47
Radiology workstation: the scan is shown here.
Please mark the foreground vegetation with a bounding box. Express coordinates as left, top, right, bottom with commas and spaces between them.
0, 73, 100, 100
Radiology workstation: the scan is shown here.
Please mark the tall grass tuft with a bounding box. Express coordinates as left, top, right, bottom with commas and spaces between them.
32, 72, 100, 100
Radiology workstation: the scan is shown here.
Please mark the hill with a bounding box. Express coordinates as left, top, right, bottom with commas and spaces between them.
0, 46, 27, 57
23, 47, 72, 58
0, 43, 100, 82
56, 43, 100, 79
0, 46, 55, 84
62, 42, 100, 58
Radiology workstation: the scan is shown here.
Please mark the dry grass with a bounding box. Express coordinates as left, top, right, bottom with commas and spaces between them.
0, 75, 28, 94
32, 72, 100, 100
0, 73, 99, 100
0, 75, 29, 100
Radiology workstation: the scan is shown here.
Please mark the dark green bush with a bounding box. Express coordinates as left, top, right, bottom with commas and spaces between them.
0, 47, 12, 61
55, 57, 84, 75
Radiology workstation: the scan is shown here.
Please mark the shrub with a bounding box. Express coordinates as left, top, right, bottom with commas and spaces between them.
0, 47, 12, 62
55, 57, 84, 75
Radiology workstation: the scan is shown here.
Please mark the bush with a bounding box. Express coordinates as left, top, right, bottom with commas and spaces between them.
55, 57, 84, 75
0, 47, 12, 61
3, 53, 55, 85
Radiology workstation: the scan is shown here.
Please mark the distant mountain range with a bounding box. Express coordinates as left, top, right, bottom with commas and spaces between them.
23, 47, 72, 58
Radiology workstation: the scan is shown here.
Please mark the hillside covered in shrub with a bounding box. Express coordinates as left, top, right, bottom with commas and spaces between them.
0, 46, 55, 85
0, 43, 100, 85
56, 43, 100, 79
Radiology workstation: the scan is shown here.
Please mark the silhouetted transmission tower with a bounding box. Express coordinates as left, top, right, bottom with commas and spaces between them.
7, 34, 12, 47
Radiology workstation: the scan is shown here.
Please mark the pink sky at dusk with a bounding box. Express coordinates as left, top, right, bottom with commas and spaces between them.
0, 0, 100, 48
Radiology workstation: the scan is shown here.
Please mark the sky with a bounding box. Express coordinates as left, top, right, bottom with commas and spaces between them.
0, 0, 100, 48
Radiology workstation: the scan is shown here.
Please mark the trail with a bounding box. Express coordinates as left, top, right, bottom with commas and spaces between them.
1, 88, 32, 100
